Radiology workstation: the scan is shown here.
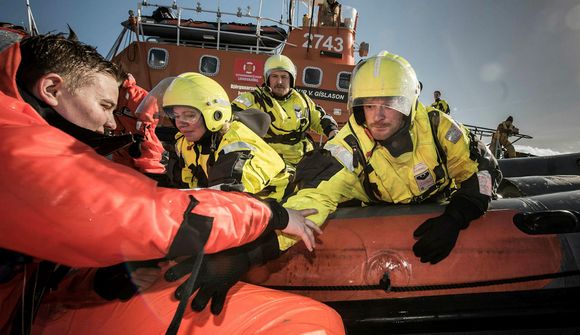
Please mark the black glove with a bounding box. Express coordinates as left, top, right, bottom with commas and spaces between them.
164, 232, 279, 315
413, 197, 482, 264
93, 259, 162, 301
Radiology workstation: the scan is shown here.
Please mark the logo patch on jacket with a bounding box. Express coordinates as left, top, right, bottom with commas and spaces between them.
445, 123, 463, 144
413, 162, 435, 192
477, 171, 492, 196
234, 95, 253, 107
294, 104, 303, 119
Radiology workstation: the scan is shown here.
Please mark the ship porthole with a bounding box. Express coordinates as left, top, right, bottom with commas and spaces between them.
337, 71, 352, 91
303, 66, 323, 88
147, 48, 169, 69
199, 55, 220, 76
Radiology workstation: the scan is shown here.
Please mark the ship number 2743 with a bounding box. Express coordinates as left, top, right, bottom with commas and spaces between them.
302, 33, 344, 52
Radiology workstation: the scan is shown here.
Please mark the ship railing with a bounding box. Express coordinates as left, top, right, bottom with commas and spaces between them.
146, 36, 279, 54
140, 19, 293, 48
135, 1, 300, 54
464, 124, 533, 144
464, 124, 533, 159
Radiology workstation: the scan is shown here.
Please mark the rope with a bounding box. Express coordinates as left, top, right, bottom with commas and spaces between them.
264, 270, 580, 292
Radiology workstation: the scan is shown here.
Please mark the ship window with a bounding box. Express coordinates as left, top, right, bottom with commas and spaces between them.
147, 48, 168, 69
303, 67, 322, 87
337, 71, 351, 91
199, 55, 220, 76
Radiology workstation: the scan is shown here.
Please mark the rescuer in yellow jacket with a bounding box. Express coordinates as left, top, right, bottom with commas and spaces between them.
283, 51, 502, 264
431, 90, 451, 114
489, 116, 519, 158
144, 72, 293, 202
232, 55, 339, 166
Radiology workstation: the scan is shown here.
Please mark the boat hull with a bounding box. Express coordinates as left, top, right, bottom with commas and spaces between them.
246, 193, 580, 303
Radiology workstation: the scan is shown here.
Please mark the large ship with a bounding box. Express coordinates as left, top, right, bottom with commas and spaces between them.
108, 0, 368, 131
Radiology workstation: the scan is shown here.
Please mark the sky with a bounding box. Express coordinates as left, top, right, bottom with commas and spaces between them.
2, 0, 580, 155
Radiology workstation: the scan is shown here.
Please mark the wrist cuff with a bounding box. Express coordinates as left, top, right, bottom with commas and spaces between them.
265, 199, 289, 232
445, 196, 484, 229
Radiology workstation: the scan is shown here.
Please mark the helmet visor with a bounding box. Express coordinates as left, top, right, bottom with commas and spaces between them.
352, 96, 411, 116
135, 76, 208, 128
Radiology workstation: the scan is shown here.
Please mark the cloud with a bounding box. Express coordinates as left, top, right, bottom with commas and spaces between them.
480, 62, 504, 82
514, 144, 568, 157
565, 4, 580, 30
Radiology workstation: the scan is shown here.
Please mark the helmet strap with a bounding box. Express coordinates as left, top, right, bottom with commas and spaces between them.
378, 115, 412, 157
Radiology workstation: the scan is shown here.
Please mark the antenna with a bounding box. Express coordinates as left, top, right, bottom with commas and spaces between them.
26, 0, 39, 36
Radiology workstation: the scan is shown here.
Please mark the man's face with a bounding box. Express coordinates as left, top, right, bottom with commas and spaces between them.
172, 106, 207, 142
54, 72, 119, 134
434, 91, 440, 100
268, 70, 292, 98
363, 97, 405, 141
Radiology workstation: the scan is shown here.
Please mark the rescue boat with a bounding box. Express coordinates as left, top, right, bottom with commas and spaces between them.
244, 160, 580, 332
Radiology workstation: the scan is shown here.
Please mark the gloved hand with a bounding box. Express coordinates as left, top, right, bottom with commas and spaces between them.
165, 249, 250, 315
412, 213, 462, 264
164, 232, 279, 315
94, 259, 162, 301
413, 196, 482, 264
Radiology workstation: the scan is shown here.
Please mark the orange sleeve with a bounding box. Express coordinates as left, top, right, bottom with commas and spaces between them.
112, 78, 166, 174
0, 98, 274, 267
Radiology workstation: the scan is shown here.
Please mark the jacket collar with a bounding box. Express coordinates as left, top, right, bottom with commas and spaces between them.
0, 29, 25, 100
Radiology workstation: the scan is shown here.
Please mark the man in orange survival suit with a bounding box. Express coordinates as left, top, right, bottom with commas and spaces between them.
111, 72, 167, 178
0, 31, 344, 334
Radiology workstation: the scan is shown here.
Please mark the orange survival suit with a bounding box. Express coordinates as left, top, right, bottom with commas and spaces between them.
111, 74, 167, 175
0, 30, 343, 334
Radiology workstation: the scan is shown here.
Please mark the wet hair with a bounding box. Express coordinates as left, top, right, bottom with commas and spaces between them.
16, 33, 124, 94
506, 116, 513, 122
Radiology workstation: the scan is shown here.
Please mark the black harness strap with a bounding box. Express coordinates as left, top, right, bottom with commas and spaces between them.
165, 195, 205, 335
10, 261, 59, 335
343, 123, 384, 204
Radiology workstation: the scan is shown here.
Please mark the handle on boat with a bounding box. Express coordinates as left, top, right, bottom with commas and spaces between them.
513, 210, 580, 235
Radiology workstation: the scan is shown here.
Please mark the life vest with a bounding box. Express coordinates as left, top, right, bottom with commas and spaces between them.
337, 105, 454, 204
233, 87, 330, 165
175, 121, 291, 201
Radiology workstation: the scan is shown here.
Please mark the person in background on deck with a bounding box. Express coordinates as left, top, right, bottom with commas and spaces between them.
282, 51, 502, 263
232, 54, 339, 167
489, 115, 519, 158
319, 0, 341, 27
431, 90, 451, 115
111, 72, 168, 183
0, 30, 344, 335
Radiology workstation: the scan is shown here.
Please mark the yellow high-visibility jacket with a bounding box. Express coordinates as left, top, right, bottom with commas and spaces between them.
282, 102, 501, 250
431, 98, 450, 114
176, 120, 291, 202
232, 86, 338, 166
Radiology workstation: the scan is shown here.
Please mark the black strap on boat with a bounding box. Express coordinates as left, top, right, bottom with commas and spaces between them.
165, 195, 205, 335
263, 269, 580, 292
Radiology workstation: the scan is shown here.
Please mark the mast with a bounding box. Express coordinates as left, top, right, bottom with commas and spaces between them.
26, 0, 39, 36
